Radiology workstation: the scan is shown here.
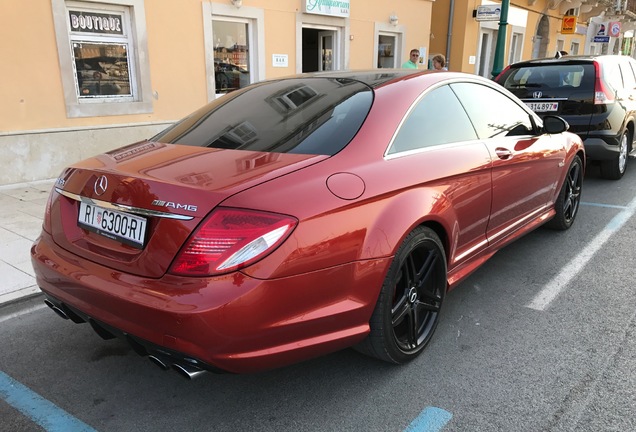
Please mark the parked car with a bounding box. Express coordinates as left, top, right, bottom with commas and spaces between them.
31, 70, 584, 377
215, 61, 249, 92
495, 55, 636, 180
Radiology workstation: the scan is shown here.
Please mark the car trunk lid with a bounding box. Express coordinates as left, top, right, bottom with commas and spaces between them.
50, 141, 326, 278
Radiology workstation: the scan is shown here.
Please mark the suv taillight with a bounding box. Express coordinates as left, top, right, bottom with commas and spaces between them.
169, 207, 297, 276
494, 65, 510, 82
594, 61, 615, 105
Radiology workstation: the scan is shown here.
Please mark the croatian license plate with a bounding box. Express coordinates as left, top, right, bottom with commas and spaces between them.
78, 202, 147, 249
525, 102, 559, 112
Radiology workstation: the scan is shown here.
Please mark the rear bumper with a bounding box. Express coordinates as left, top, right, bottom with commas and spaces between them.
31, 230, 389, 374
582, 135, 621, 160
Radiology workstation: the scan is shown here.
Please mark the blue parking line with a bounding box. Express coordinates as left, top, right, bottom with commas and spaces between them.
0, 371, 97, 432
581, 201, 629, 210
404, 406, 453, 431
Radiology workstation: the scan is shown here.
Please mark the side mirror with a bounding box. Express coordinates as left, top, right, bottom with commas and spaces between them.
542, 115, 569, 134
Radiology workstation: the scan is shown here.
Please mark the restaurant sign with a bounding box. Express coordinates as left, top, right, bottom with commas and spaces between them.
303, 0, 350, 18
68, 11, 124, 35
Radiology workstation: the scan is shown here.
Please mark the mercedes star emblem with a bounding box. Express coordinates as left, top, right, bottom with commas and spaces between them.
94, 175, 108, 196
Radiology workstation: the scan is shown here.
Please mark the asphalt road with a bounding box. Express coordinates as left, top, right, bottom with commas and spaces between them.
1, 161, 636, 432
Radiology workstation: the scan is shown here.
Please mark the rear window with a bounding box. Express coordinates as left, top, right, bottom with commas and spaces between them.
499, 64, 595, 92
152, 78, 373, 156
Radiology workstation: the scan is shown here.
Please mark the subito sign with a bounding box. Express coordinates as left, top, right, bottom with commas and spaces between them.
561, 15, 577, 34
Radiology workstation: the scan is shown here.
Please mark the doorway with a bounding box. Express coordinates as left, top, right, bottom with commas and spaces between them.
477, 29, 497, 78
302, 27, 337, 72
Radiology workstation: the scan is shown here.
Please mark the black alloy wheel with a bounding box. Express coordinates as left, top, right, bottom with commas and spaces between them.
546, 155, 583, 230
356, 226, 447, 364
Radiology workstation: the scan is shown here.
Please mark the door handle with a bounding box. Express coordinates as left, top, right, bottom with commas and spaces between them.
495, 148, 513, 160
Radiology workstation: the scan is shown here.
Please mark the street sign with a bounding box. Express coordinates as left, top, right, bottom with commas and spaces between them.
609, 22, 621, 37
475, 5, 501, 21
593, 22, 610, 43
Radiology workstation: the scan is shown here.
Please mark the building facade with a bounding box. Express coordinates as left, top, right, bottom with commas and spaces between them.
1, 0, 434, 185
430, 0, 635, 77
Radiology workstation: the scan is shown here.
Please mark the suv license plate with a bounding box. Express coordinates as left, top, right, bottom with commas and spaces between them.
78, 202, 147, 249
526, 102, 559, 112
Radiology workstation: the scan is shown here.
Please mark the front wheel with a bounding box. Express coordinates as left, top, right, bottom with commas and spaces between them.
600, 130, 629, 180
545, 155, 583, 230
355, 226, 447, 364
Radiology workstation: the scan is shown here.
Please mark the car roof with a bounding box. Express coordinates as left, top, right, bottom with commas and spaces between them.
506, 54, 629, 68
276, 69, 438, 89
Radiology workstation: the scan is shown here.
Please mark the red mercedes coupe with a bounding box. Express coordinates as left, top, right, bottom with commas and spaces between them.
31, 70, 584, 377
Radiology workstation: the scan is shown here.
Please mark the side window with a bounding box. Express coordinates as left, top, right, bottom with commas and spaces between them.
621, 60, 636, 90
387, 85, 477, 155
450, 82, 534, 138
603, 61, 624, 92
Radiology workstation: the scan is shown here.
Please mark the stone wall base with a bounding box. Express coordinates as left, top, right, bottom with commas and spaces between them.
0, 122, 173, 186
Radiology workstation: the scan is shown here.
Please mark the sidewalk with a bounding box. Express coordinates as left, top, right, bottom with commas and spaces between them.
0, 179, 55, 305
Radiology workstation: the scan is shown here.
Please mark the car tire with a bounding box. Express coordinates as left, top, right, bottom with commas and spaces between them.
600, 130, 629, 180
355, 226, 446, 364
545, 155, 583, 230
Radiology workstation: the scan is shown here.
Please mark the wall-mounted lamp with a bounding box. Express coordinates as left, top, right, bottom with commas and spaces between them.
389, 15, 398, 26
231, 0, 242, 8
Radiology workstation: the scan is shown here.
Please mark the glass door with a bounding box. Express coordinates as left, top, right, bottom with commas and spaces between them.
319, 31, 335, 71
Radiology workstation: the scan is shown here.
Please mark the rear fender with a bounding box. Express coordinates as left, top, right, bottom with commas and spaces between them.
359, 188, 454, 263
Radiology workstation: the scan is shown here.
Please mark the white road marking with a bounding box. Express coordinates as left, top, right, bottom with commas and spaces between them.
527, 197, 636, 311
0, 304, 47, 324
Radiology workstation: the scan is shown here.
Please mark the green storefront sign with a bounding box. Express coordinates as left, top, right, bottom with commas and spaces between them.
304, 0, 350, 18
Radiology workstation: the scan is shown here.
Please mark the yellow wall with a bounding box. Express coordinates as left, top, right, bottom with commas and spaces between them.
1, 0, 433, 134
145, 0, 209, 119
263, 9, 297, 78
1, 1, 68, 130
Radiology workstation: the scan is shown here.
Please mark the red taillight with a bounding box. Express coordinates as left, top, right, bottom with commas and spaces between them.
594, 61, 615, 105
169, 207, 297, 276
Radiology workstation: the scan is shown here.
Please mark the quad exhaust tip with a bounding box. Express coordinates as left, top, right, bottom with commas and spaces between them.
172, 363, 206, 380
44, 299, 69, 320
148, 355, 206, 379
44, 298, 208, 380
148, 355, 170, 370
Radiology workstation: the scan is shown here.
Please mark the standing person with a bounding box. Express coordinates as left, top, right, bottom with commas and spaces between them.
402, 49, 420, 69
432, 54, 447, 70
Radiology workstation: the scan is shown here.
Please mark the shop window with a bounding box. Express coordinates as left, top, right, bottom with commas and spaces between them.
374, 21, 404, 70
213, 20, 251, 94
69, 9, 134, 101
52, 0, 152, 117
378, 35, 397, 68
